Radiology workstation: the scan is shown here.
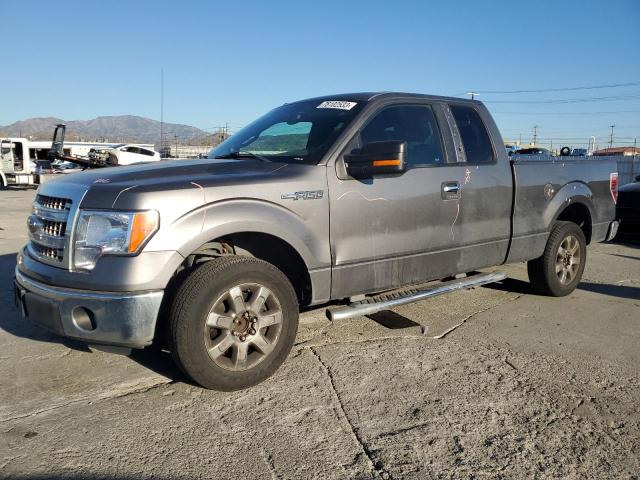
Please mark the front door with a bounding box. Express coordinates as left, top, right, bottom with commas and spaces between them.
328, 103, 469, 299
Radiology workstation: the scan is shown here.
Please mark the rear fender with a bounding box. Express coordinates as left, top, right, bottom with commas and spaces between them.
547, 182, 595, 230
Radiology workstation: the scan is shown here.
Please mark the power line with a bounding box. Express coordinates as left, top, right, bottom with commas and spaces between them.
483, 94, 640, 105
491, 110, 640, 115
465, 81, 640, 95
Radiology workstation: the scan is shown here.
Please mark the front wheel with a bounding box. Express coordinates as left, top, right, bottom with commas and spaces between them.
527, 221, 587, 296
169, 256, 299, 390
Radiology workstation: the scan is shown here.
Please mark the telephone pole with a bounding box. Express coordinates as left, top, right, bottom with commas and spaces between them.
160, 68, 164, 157
466, 91, 478, 100
532, 125, 539, 146
608, 125, 615, 148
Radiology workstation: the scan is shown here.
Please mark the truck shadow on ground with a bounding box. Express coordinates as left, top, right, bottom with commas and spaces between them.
578, 282, 640, 300
0, 252, 189, 383
484, 276, 640, 300
0, 253, 92, 352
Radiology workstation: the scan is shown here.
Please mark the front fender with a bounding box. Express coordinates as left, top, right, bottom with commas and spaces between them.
170, 199, 330, 271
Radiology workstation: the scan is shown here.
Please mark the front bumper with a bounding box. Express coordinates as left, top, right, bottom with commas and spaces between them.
14, 268, 164, 349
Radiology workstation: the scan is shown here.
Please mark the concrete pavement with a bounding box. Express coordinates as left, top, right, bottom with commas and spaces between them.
1, 188, 638, 479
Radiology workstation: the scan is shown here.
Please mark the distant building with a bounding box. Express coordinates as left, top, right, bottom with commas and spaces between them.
592, 147, 639, 157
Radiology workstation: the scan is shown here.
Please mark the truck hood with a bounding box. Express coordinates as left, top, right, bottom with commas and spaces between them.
42, 158, 297, 209
48, 158, 285, 191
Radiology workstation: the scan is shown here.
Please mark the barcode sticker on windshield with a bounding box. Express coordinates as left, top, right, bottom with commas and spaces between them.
317, 101, 357, 110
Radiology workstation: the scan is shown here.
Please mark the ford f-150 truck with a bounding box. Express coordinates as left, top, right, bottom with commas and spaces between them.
14, 93, 620, 390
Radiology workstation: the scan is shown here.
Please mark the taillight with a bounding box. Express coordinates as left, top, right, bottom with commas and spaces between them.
610, 172, 618, 204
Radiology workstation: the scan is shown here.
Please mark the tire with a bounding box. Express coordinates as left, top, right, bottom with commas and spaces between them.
169, 256, 299, 390
527, 221, 586, 296
106, 154, 118, 166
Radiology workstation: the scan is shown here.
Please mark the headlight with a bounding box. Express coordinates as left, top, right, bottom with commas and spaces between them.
73, 210, 159, 270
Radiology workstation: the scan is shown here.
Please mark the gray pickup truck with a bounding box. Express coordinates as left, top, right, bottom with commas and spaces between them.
14, 93, 620, 390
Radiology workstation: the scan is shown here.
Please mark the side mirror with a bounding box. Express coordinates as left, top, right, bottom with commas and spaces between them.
344, 140, 406, 178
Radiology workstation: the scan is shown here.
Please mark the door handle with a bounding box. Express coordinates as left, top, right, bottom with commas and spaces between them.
441, 181, 460, 200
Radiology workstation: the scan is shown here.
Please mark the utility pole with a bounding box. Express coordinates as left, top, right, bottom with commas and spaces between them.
634, 138, 638, 181
466, 91, 478, 100
608, 125, 615, 149
174, 134, 178, 158
532, 125, 539, 146
160, 68, 164, 157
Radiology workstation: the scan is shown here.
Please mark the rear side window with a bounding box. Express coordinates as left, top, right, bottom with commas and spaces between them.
450, 105, 494, 163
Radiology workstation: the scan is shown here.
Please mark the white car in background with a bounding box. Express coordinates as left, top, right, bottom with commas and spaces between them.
89, 144, 161, 166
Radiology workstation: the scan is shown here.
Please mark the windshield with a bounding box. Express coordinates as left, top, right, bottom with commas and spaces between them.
209, 99, 365, 164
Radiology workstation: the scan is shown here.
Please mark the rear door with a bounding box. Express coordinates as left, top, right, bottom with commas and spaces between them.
444, 103, 512, 271
328, 102, 469, 298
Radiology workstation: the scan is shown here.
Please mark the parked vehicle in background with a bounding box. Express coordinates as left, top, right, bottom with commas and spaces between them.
52, 161, 84, 174
1, 138, 37, 188
505, 144, 520, 156
571, 148, 588, 156
88, 144, 160, 166
1, 135, 152, 187
33, 160, 53, 175
513, 147, 552, 157
14, 92, 619, 391
616, 176, 640, 241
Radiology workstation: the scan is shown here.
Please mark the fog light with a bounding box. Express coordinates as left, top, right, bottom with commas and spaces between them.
72, 307, 96, 332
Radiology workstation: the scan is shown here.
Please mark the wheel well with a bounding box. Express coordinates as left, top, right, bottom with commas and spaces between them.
154, 232, 312, 347
177, 232, 312, 306
556, 203, 592, 244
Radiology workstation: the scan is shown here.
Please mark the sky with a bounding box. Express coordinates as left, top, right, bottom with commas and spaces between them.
3, 0, 640, 148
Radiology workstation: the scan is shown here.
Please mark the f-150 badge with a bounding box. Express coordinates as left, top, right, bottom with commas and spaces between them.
281, 190, 324, 201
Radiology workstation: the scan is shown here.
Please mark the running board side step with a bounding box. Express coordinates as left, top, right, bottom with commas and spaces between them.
326, 271, 507, 321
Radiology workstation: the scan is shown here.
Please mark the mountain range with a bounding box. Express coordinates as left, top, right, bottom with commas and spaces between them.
0, 115, 211, 145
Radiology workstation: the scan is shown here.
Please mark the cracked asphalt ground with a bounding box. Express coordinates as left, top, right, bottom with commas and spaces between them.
1, 188, 639, 479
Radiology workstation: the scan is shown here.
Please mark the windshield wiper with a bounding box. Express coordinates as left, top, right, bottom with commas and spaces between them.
214, 151, 270, 162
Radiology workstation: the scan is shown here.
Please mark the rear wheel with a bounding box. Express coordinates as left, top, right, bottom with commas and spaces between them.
169, 256, 299, 390
527, 221, 586, 296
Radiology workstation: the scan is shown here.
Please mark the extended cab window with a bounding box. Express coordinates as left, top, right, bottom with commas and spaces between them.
359, 105, 444, 166
450, 105, 494, 163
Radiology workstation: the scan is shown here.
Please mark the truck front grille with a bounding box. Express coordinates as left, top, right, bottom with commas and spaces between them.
30, 243, 65, 262
28, 194, 72, 266
42, 219, 67, 237
37, 194, 69, 210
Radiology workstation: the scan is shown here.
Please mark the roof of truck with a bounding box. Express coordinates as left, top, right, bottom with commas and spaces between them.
286, 92, 478, 105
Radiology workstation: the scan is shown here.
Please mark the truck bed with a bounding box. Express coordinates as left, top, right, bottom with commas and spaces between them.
508, 156, 618, 263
